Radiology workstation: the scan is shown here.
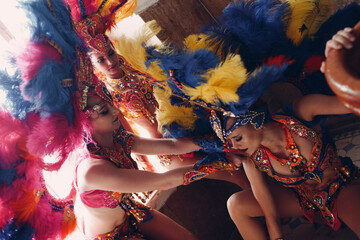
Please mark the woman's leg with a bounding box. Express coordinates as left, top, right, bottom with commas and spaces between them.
227, 184, 303, 240
137, 209, 197, 240
336, 179, 360, 238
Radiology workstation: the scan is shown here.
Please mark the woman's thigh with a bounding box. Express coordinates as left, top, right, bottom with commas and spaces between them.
336, 179, 360, 237
229, 183, 303, 218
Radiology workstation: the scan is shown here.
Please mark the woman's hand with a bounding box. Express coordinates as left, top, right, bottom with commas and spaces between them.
226, 152, 248, 169
321, 27, 356, 72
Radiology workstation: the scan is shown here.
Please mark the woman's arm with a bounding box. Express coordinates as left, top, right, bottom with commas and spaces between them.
292, 94, 352, 122
241, 157, 283, 240
78, 158, 193, 193
132, 116, 163, 138
131, 135, 202, 155
293, 28, 356, 122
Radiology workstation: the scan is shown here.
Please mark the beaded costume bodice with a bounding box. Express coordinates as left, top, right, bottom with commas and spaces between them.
79, 126, 151, 223
87, 126, 137, 169
250, 115, 340, 186
107, 57, 158, 123
249, 115, 358, 230
80, 126, 136, 208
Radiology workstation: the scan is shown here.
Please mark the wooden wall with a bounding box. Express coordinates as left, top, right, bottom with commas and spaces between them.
139, 0, 232, 44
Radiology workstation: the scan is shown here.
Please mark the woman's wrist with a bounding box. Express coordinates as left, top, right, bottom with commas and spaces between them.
183, 169, 209, 185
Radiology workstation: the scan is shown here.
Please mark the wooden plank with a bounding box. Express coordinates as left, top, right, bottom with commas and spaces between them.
198, 0, 232, 20
139, 0, 213, 44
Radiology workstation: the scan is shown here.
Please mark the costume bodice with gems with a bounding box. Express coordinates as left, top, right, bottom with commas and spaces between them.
250, 115, 340, 186
81, 126, 152, 222
106, 58, 158, 123
87, 125, 137, 169
83, 126, 137, 209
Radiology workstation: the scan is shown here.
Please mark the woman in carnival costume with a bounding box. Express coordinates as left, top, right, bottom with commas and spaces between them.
134, 1, 360, 239
0, 0, 233, 239
126, 0, 360, 239
65, 0, 185, 170
64, 0, 251, 189
107, 0, 349, 172
104, 0, 360, 148
222, 29, 360, 239
65, 0, 171, 171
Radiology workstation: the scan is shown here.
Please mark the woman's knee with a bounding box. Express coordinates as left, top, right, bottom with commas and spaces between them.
227, 191, 252, 216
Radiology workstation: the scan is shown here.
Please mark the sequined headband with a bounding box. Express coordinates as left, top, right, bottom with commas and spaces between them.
210, 108, 268, 146
223, 110, 266, 138
74, 49, 113, 112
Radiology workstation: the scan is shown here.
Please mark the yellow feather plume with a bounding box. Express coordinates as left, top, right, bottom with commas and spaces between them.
154, 88, 198, 133
183, 54, 248, 104
112, 20, 169, 82
184, 33, 226, 58
183, 34, 217, 52
102, 0, 138, 33
286, 0, 336, 45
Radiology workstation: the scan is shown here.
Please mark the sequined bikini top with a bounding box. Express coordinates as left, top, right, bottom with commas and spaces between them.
78, 126, 137, 209
250, 115, 338, 186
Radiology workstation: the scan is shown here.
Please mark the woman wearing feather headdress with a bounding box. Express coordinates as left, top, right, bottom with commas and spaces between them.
63, 0, 170, 172
62, 0, 210, 174
162, 27, 360, 239
222, 30, 360, 239
64, 0, 186, 169
63, 0, 252, 191
0, 0, 236, 239
137, 1, 360, 238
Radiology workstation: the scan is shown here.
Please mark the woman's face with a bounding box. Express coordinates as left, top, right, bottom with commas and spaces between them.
225, 117, 263, 156
87, 96, 120, 135
90, 44, 122, 79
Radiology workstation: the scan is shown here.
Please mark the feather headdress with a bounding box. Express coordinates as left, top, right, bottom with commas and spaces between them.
66, 0, 137, 55
0, 0, 113, 238
148, 0, 360, 145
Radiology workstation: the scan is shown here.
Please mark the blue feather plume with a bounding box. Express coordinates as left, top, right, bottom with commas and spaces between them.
146, 46, 220, 96
202, 0, 295, 71
0, 221, 34, 240
22, 60, 76, 122
0, 162, 16, 185
311, 3, 360, 55
22, 0, 82, 59
228, 62, 289, 115
0, 70, 34, 119
161, 122, 194, 138
194, 152, 228, 169
19, 0, 82, 123
192, 108, 213, 135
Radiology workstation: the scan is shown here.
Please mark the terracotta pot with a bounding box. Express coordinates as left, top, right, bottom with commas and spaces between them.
324, 21, 360, 116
